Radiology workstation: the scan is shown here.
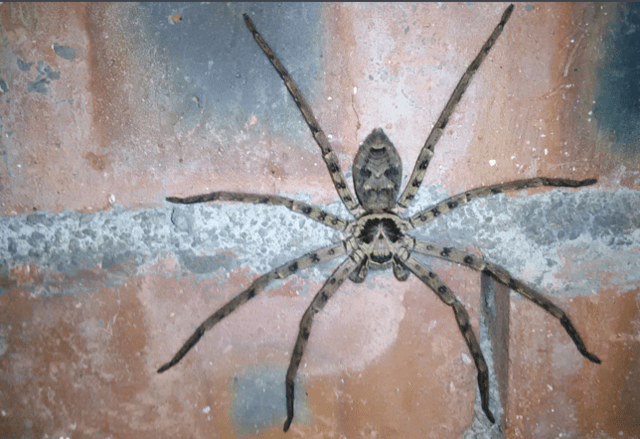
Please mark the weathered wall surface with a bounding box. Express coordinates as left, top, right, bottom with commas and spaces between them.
0, 3, 638, 438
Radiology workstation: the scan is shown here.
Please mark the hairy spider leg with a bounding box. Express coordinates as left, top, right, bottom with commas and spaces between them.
397, 4, 514, 212
413, 241, 601, 364
401, 256, 495, 423
408, 177, 597, 229
243, 14, 363, 217
284, 256, 359, 432
157, 242, 348, 373
167, 192, 349, 231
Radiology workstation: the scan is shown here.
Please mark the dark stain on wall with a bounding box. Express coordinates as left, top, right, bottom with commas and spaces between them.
594, 3, 640, 153
26, 61, 60, 95
141, 2, 325, 142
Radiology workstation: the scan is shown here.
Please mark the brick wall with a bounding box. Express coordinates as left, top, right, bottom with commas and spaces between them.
0, 3, 638, 438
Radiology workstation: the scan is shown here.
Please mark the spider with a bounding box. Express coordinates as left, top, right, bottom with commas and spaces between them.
158, 4, 600, 432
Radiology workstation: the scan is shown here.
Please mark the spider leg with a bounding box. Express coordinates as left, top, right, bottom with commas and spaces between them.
283, 255, 359, 432
408, 177, 597, 229
157, 242, 348, 374
397, 4, 514, 212
167, 191, 349, 231
413, 241, 601, 364
402, 255, 495, 424
243, 14, 363, 217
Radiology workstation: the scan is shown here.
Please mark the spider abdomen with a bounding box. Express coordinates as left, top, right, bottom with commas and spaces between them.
353, 129, 403, 212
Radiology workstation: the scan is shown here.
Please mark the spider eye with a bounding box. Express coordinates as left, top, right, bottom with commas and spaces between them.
371, 253, 392, 264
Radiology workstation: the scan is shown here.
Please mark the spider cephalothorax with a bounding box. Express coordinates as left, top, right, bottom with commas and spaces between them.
158, 4, 600, 432
348, 211, 413, 283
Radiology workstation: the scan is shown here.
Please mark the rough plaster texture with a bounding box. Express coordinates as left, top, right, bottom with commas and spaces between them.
1, 3, 639, 439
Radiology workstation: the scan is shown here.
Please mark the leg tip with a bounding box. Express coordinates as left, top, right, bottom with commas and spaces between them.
484, 407, 496, 424
503, 4, 515, 21
243, 13, 255, 31
586, 352, 602, 364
